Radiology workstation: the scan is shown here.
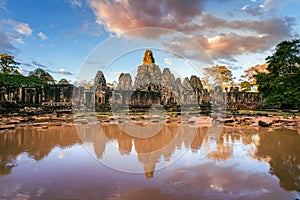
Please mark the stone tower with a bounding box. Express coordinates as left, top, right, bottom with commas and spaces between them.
134, 50, 162, 88
143, 49, 155, 65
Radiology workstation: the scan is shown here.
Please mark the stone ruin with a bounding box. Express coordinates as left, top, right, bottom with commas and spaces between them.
94, 50, 264, 112
0, 50, 264, 114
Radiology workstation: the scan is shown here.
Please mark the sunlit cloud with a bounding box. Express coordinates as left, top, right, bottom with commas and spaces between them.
241, 4, 263, 16
5, 32, 26, 44
4, 19, 33, 36
46, 68, 74, 75
87, 0, 297, 63
57, 68, 74, 75
164, 58, 172, 65
15, 37, 25, 44
38, 32, 48, 40
88, 0, 207, 36
0, 19, 33, 51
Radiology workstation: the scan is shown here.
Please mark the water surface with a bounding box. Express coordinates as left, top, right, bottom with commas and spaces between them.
0, 124, 299, 199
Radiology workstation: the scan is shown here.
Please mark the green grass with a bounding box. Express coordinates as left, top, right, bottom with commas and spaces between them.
238, 110, 299, 117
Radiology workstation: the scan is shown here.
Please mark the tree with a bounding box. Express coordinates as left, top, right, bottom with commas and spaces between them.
29, 68, 55, 84
256, 39, 300, 109
240, 63, 268, 92
0, 54, 20, 74
202, 65, 233, 90
57, 78, 70, 85
73, 80, 93, 89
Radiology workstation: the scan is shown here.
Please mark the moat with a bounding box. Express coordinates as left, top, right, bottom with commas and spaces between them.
0, 124, 299, 200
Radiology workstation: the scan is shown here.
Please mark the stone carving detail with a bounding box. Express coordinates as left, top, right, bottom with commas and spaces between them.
182, 77, 191, 89
189, 75, 203, 90
117, 73, 132, 90
94, 70, 106, 89
162, 68, 176, 89
143, 49, 155, 65
134, 63, 162, 89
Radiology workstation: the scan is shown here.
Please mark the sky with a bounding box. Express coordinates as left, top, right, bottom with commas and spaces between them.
0, 0, 299, 84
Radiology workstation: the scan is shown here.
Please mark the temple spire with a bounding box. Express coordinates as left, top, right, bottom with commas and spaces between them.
143, 49, 155, 65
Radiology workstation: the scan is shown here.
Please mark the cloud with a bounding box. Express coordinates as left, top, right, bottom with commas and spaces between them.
164, 58, 172, 65
65, 21, 102, 38
179, 15, 295, 60
211, 33, 268, 58
0, 19, 33, 48
87, 0, 297, 63
57, 68, 74, 75
38, 32, 48, 40
241, 4, 263, 16
261, 0, 281, 12
241, 0, 298, 16
4, 19, 33, 36
88, 0, 207, 36
15, 37, 25, 44
67, 0, 82, 9
46, 68, 74, 75
22, 62, 33, 67
32, 61, 48, 68
0, 31, 18, 54
0, 0, 6, 11
5, 32, 26, 44
198, 14, 295, 38
163, 29, 286, 62
84, 60, 104, 65
161, 35, 212, 63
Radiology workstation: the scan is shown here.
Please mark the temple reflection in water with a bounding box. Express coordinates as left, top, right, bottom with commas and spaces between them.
77, 123, 218, 178
0, 124, 299, 192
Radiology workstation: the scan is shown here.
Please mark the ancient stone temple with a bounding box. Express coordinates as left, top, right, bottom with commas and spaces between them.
94, 71, 112, 111
143, 49, 155, 65
117, 73, 132, 90
0, 50, 264, 114
134, 51, 162, 88
93, 50, 264, 112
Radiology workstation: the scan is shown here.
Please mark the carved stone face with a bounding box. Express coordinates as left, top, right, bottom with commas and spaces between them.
143, 50, 155, 65
146, 50, 151, 56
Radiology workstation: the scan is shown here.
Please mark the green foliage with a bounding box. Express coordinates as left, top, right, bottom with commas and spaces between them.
57, 78, 70, 85
0, 73, 44, 87
240, 81, 252, 92
240, 64, 268, 92
256, 39, 300, 109
28, 68, 56, 84
0, 54, 20, 74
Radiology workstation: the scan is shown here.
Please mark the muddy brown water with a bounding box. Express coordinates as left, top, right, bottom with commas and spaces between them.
0, 124, 299, 199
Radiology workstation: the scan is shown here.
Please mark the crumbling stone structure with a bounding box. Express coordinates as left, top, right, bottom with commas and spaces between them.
94, 50, 264, 112
0, 50, 264, 114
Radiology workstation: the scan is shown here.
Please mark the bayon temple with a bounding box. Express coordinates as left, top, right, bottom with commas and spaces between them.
0, 50, 264, 114
94, 50, 264, 113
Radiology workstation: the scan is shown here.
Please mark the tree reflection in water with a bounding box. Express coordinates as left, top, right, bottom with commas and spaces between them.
255, 128, 300, 191
0, 124, 299, 193
0, 126, 81, 176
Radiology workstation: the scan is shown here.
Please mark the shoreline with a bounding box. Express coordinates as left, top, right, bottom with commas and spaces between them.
0, 111, 299, 132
